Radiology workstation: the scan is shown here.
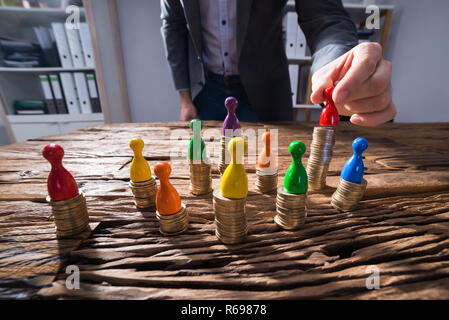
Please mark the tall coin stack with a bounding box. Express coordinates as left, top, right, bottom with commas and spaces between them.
213, 191, 247, 244
331, 137, 369, 212
128, 137, 157, 210
307, 85, 340, 191
42, 143, 90, 238
214, 137, 248, 244
47, 192, 90, 238
156, 203, 189, 235
331, 178, 367, 212
189, 160, 212, 195
129, 178, 157, 210
218, 135, 231, 174
275, 140, 308, 230
306, 126, 336, 190
154, 162, 189, 236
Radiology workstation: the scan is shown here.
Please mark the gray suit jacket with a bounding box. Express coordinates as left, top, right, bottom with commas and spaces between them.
161, 0, 358, 121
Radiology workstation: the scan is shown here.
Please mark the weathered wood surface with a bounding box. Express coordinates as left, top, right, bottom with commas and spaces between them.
1, 121, 449, 300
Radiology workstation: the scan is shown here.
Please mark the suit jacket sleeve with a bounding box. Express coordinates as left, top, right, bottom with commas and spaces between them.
294, 0, 359, 73
160, 0, 190, 90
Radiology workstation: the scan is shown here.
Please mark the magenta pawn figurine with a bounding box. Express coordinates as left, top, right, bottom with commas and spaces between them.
222, 97, 241, 137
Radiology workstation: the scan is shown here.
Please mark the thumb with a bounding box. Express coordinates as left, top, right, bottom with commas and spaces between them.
310, 50, 353, 104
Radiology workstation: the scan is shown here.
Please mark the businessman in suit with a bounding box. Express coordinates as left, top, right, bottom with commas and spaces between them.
160, 0, 396, 126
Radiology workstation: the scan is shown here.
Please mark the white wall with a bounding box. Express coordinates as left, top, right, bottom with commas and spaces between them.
385, 0, 449, 122
116, 0, 180, 123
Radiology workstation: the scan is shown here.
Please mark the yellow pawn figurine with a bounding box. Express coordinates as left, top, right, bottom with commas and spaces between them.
220, 137, 248, 199
129, 137, 152, 182
128, 137, 157, 210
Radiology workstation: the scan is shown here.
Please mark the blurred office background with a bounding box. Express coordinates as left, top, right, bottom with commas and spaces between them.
0, 0, 448, 145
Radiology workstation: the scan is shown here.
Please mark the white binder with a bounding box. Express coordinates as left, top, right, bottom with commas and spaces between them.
38, 75, 57, 114
285, 12, 297, 59
295, 26, 307, 59
86, 73, 101, 113
59, 72, 81, 114
51, 22, 73, 68
288, 64, 299, 106
65, 27, 86, 68
74, 72, 92, 114
79, 23, 95, 68
49, 74, 68, 114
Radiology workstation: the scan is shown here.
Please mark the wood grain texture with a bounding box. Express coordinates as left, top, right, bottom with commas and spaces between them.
0, 121, 448, 300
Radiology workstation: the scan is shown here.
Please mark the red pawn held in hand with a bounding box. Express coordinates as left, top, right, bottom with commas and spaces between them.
320, 86, 339, 126
42, 144, 79, 201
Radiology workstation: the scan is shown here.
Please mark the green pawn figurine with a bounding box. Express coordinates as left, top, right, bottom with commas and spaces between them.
284, 140, 308, 194
188, 119, 206, 161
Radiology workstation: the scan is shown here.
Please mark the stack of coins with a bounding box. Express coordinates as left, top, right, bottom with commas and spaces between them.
275, 187, 307, 230
307, 126, 336, 190
156, 203, 189, 235
213, 191, 247, 244
218, 135, 231, 174
331, 178, 367, 212
189, 160, 212, 195
47, 192, 89, 238
129, 178, 157, 210
255, 168, 278, 193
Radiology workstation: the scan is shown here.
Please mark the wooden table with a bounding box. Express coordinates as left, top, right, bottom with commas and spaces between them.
1, 121, 449, 300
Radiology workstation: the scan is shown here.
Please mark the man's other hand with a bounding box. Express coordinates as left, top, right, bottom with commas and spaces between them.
179, 90, 198, 121
311, 42, 396, 127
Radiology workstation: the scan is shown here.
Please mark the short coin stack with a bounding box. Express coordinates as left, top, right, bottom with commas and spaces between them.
213, 191, 247, 244
275, 187, 307, 230
218, 135, 231, 174
47, 192, 90, 238
129, 178, 157, 210
156, 203, 189, 235
331, 137, 369, 212
331, 178, 367, 212
307, 126, 336, 190
255, 168, 278, 193
189, 160, 212, 195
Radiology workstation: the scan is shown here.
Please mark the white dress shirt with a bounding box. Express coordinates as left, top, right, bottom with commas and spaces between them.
198, 0, 239, 75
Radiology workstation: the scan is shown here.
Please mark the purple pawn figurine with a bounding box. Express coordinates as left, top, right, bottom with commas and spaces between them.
222, 97, 241, 137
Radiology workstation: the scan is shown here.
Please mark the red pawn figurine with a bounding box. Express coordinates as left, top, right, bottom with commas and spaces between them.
320, 86, 339, 126
42, 144, 79, 201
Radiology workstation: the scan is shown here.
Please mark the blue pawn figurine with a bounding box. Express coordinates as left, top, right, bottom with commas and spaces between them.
341, 137, 368, 184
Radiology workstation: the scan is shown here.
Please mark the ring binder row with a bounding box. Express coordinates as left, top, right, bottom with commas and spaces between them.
22, 22, 100, 116
52, 22, 95, 68
38, 72, 101, 115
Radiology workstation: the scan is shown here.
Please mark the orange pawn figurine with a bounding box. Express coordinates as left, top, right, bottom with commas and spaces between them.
257, 131, 277, 172
153, 162, 188, 235
154, 161, 182, 215
43, 143, 79, 201
42, 143, 89, 238
255, 131, 278, 193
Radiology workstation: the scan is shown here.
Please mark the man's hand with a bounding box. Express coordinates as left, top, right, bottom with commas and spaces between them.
179, 90, 198, 121
311, 42, 396, 127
